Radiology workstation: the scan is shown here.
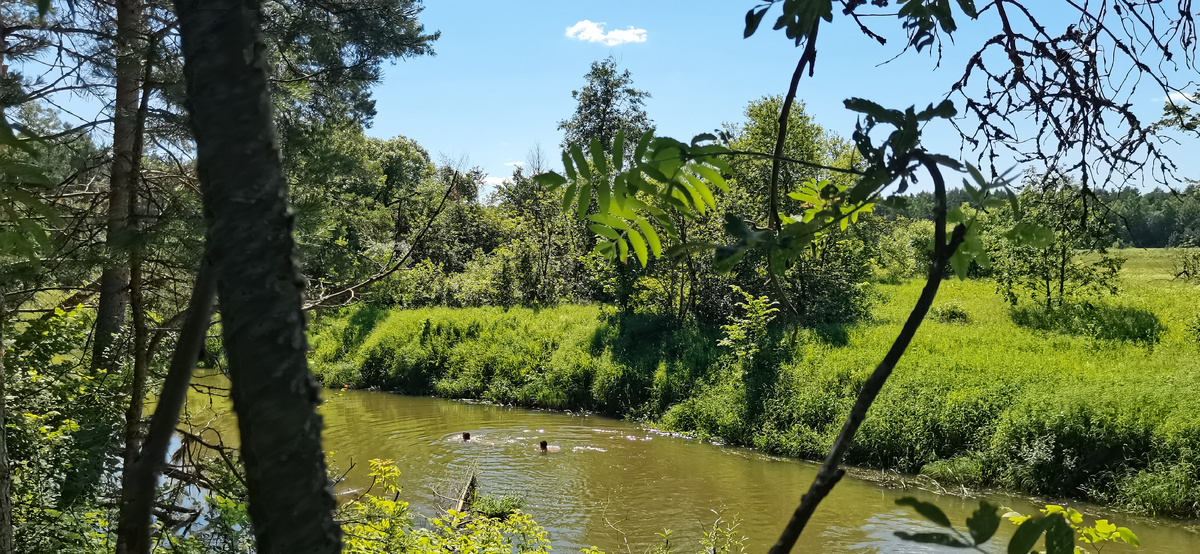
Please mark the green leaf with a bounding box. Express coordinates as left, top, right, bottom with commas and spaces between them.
664, 242, 716, 257
596, 175, 611, 213
925, 153, 963, 170
683, 172, 716, 209
956, 0, 978, 18
1115, 527, 1139, 547
895, 498, 953, 528
17, 216, 51, 251
1004, 186, 1021, 218
692, 164, 730, 193
589, 137, 609, 176
1008, 516, 1049, 554
576, 182, 593, 218
616, 237, 629, 263
691, 132, 717, 145
966, 163, 987, 189
0, 119, 37, 156
916, 99, 957, 121
589, 224, 621, 241
532, 172, 567, 190
844, 98, 904, 125
562, 151, 578, 182
893, 532, 970, 547
950, 249, 971, 279
611, 130, 626, 172
0, 162, 54, 186
611, 174, 628, 210
676, 178, 706, 214
627, 229, 649, 266
636, 219, 662, 256
561, 183, 578, 212
633, 130, 654, 162
4, 187, 63, 226
587, 214, 630, 230
744, 6, 769, 38
724, 214, 768, 243
570, 144, 592, 181
966, 502, 1001, 545
1044, 515, 1074, 554
713, 245, 745, 273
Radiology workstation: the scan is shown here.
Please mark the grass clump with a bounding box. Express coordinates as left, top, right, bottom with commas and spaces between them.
472, 494, 525, 519
930, 301, 971, 324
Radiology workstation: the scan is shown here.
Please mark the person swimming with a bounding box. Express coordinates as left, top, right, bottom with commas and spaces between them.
539, 440, 548, 453
462, 432, 471, 442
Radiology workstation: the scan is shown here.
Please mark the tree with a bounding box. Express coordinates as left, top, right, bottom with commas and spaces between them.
557, 56, 653, 151
991, 172, 1124, 310
170, 0, 340, 551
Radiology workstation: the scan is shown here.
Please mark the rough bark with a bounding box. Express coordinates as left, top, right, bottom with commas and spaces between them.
172, 0, 341, 551
92, 0, 144, 371
0, 294, 12, 554
1, 33, 14, 554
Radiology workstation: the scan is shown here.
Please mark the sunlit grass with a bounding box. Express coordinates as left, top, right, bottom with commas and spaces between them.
310, 248, 1200, 518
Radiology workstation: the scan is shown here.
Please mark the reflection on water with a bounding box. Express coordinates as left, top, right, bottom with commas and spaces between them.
185, 373, 1198, 553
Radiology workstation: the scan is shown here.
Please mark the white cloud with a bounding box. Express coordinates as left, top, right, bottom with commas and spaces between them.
483, 176, 507, 187
504, 161, 524, 167
566, 20, 647, 46
1166, 90, 1197, 104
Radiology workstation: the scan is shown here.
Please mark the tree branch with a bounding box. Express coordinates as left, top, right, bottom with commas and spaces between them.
115, 262, 216, 554
769, 22, 821, 232
768, 156, 966, 554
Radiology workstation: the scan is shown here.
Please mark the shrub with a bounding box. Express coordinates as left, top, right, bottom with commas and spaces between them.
920, 453, 986, 486
1173, 247, 1200, 282
1185, 313, 1200, 344
930, 301, 971, 324
876, 216, 936, 281
472, 494, 525, 519
1010, 303, 1164, 344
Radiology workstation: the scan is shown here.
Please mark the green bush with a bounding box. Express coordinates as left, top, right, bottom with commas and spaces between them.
472, 494, 525, 519
1010, 303, 1164, 343
1185, 313, 1200, 344
930, 301, 971, 324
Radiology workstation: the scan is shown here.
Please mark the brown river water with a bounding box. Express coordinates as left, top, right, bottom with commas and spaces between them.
184, 372, 1199, 553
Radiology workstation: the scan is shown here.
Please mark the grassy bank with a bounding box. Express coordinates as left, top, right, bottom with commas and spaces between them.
309, 249, 1200, 519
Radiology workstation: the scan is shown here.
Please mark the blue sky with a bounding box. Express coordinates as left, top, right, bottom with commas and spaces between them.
367, 2, 1198, 192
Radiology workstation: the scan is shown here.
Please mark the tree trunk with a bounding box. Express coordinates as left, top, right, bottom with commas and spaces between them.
1, 33, 14, 554
0, 294, 12, 554
173, 0, 340, 551
92, 0, 144, 371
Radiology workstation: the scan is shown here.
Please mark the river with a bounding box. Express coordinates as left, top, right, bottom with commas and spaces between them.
184, 372, 1198, 552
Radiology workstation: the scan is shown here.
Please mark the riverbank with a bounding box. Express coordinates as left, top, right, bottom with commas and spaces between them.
308, 250, 1200, 519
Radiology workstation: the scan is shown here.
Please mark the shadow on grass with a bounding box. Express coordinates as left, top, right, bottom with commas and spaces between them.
1011, 303, 1164, 344
811, 324, 850, 346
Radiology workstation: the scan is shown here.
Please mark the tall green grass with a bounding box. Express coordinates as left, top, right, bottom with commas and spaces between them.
309, 304, 723, 414
310, 249, 1200, 519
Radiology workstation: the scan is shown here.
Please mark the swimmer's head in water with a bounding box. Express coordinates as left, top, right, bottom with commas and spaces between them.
462, 432, 471, 441
539, 440, 548, 451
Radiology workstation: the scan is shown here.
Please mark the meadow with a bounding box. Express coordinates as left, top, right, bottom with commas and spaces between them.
309, 248, 1200, 519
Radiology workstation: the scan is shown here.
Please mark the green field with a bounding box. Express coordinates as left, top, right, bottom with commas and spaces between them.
310, 248, 1200, 519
